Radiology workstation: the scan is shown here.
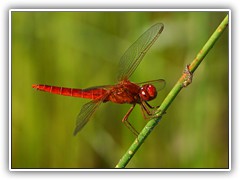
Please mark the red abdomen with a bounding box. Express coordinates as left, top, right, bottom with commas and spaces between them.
32, 84, 107, 100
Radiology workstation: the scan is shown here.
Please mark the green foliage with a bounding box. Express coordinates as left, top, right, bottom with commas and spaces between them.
11, 11, 229, 168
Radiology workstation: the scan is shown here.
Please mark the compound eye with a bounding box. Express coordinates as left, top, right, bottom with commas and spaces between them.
140, 88, 149, 101
147, 85, 157, 98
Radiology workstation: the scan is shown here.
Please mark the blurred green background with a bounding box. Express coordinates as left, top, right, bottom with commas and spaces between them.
11, 11, 229, 168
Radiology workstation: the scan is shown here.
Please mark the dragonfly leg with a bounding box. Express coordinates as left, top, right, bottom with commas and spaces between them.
122, 104, 135, 122
145, 101, 159, 109
142, 102, 155, 115
122, 104, 139, 137
124, 120, 139, 137
140, 104, 150, 119
140, 101, 159, 120
141, 102, 166, 121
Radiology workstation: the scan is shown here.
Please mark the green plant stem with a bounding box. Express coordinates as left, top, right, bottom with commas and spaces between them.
115, 14, 229, 168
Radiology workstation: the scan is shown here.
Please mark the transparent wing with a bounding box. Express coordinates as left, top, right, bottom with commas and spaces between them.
73, 96, 107, 136
138, 79, 166, 92
117, 23, 164, 81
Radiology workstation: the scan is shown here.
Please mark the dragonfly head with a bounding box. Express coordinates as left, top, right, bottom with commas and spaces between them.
139, 84, 157, 101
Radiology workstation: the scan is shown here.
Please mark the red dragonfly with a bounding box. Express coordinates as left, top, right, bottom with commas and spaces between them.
32, 23, 165, 136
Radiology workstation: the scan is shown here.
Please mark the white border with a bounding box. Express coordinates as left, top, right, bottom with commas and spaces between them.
10, 8, 230, 12
9, 9, 231, 171
228, 12, 232, 171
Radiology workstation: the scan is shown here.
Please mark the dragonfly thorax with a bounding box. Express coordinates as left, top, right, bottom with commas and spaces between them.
139, 84, 157, 101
